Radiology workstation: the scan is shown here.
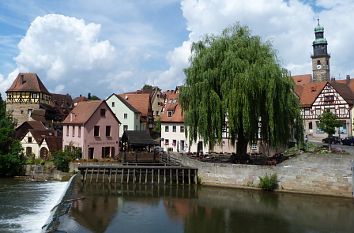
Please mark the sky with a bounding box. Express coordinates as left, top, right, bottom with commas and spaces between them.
0, 0, 354, 99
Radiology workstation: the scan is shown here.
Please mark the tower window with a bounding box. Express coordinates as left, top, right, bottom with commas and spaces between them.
317, 60, 321, 65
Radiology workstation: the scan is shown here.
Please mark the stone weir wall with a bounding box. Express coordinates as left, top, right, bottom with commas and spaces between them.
170, 153, 354, 198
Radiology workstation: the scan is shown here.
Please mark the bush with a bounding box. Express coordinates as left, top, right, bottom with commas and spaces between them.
52, 149, 77, 172
259, 174, 278, 191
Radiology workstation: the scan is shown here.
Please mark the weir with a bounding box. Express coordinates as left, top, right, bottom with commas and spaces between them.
78, 154, 198, 185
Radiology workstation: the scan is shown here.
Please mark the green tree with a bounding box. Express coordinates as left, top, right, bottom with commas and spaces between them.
142, 84, 153, 90
179, 24, 303, 156
52, 147, 79, 172
87, 93, 100, 100
318, 110, 341, 148
0, 94, 25, 176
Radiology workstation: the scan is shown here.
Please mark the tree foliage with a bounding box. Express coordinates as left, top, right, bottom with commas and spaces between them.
142, 84, 153, 90
87, 93, 100, 100
179, 24, 303, 155
318, 110, 341, 136
52, 147, 80, 172
0, 94, 25, 176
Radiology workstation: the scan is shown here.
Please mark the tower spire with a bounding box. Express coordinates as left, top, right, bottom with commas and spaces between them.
311, 21, 330, 82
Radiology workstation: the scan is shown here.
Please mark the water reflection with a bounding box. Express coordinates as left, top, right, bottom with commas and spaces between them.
64, 180, 354, 233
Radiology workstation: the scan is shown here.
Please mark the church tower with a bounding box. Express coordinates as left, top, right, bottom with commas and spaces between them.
311, 20, 330, 82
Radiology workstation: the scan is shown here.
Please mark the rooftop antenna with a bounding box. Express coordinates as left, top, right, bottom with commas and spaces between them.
317, 18, 320, 26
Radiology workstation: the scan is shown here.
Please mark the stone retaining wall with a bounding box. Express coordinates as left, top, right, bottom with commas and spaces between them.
171, 153, 354, 197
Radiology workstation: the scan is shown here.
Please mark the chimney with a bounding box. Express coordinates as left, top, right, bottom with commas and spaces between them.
346, 75, 350, 80
125, 95, 128, 100
20, 74, 25, 84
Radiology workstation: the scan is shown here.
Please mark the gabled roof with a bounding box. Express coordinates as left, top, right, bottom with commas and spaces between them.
62, 100, 120, 125
29, 129, 56, 144
292, 76, 354, 107
6, 73, 50, 94
15, 121, 46, 139
122, 130, 158, 147
113, 94, 140, 113
118, 93, 151, 117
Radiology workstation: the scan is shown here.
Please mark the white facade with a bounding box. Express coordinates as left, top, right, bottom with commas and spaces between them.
21, 131, 50, 159
160, 122, 209, 153
106, 94, 144, 137
302, 83, 352, 139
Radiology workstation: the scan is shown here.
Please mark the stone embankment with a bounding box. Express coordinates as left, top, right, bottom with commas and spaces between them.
170, 153, 354, 198
25, 165, 72, 181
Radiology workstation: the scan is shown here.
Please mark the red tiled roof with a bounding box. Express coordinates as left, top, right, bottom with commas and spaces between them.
292, 74, 312, 86
118, 93, 151, 117
29, 129, 56, 144
73, 96, 88, 104
293, 75, 354, 107
160, 91, 184, 123
62, 100, 102, 124
6, 73, 50, 94
62, 100, 120, 125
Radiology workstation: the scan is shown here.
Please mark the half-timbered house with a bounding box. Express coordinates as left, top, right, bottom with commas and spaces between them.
293, 74, 354, 139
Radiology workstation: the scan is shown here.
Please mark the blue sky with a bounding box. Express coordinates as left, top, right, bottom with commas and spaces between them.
0, 0, 354, 98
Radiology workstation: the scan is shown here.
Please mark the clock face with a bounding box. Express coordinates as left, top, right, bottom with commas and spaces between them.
317, 64, 322, 69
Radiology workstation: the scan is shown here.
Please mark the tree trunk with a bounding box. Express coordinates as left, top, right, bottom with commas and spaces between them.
229, 130, 250, 164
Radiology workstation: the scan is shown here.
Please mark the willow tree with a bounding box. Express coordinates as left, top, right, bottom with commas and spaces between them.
179, 24, 303, 156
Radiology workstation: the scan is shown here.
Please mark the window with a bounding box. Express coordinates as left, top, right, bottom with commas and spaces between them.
180, 140, 185, 151
28, 137, 32, 143
339, 108, 347, 115
100, 109, 106, 117
315, 109, 321, 116
173, 140, 176, 146
309, 122, 313, 130
155, 111, 159, 116
165, 139, 169, 145
173, 126, 176, 132
339, 121, 347, 134
26, 147, 32, 156
106, 126, 111, 137
168, 111, 173, 117
28, 109, 33, 117
94, 126, 100, 137
32, 93, 38, 98
102, 147, 111, 158
78, 126, 81, 138
112, 102, 115, 107
123, 125, 128, 131
124, 113, 128, 119
180, 126, 185, 133
324, 95, 334, 103
317, 60, 321, 65
165, 125, 169, 132
72, 126, 75, 137
66, 126, 69, 136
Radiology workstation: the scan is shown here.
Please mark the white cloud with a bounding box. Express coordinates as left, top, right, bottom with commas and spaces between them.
160, 0, 354, 86
15, 14, 115, 80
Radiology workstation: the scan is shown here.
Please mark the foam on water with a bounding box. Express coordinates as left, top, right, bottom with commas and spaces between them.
0, 180, 68, 233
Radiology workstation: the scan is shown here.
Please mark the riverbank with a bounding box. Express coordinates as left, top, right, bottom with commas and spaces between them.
170, 152, 354, 198
24, 164, 72, 181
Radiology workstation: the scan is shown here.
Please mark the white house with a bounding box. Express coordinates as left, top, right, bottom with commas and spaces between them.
106, 93, 151, 137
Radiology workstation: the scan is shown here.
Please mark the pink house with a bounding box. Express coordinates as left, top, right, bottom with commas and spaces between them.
62, 100, 120, 160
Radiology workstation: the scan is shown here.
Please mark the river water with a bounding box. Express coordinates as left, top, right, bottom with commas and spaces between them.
55, 178, 354, 233
1, 178, 354, 233
0, 178, 67, 233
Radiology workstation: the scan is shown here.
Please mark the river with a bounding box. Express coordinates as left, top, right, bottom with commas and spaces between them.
0, 178, 67, 233
1, 178, 354, 233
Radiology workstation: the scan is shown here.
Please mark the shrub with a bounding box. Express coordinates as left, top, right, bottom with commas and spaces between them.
52, 149, 77, 172
259, 174, 278, 191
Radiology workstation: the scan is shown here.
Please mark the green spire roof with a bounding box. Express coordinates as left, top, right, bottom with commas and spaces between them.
314, 25, 324, 33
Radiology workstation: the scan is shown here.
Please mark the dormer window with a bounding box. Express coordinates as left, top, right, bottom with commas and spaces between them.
168, 111, 173, 117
